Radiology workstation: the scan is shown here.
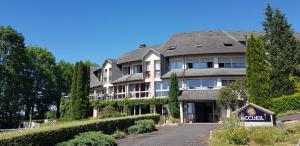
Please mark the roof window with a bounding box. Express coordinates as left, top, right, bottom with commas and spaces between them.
224, 43, 233, 46
195, 43, 203, 48
168, 45, 177, 50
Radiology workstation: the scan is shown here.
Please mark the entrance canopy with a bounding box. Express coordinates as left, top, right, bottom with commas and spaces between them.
178, 90, 219, 101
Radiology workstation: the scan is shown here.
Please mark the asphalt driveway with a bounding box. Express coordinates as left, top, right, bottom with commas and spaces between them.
117, 123, 221, 146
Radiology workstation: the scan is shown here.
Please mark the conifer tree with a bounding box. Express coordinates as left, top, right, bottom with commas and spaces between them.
168, 73, 180, 118
70, 62, 90, 120
263, 4, 298, 97
246, 35, 271, 108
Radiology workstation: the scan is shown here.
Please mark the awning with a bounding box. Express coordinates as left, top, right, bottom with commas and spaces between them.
178, 90, 219, 101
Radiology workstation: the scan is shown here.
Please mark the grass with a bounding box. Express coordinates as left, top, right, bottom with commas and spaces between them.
276, 110, 300, 117
210, 121, 300, 146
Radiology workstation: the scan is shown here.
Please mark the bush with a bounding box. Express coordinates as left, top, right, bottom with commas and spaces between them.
60, 99, 72, 120
0, 114, 159, 146
127, 119, 156, 134
99, 106, 123, 119
250, 127, 274, 145
112, 130, 126, 139
272, 93, 300, 113
227, 127, 249, 145
47, 109, 57, 119
222, 117, 239, 132
57, 131, 116, 146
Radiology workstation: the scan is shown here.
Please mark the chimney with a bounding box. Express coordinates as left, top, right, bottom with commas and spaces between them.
139, 44, 146, 48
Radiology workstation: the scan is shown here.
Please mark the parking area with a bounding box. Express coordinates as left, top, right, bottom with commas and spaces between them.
117, 123, 221, 146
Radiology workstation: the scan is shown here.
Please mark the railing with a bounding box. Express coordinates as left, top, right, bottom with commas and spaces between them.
128, 91, 150, 99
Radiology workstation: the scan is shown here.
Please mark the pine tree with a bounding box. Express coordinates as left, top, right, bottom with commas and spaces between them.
168, 73, 180, 118
246, 35, 271, 108
263, 4, 298, 97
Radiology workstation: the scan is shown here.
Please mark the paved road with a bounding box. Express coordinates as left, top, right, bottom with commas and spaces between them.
278, 113, 300, 121
117, 124, 221, 146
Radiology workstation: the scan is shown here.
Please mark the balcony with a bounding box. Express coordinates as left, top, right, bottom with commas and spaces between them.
128, 91, 150, 99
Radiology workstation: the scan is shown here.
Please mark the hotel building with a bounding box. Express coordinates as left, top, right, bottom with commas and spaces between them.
90, 30, 259, 123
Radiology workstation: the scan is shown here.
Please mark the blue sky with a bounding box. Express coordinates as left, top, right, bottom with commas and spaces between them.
1, 0, 299, 65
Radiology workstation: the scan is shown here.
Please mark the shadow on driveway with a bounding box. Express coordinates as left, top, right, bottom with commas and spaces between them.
117, 123, 221, 146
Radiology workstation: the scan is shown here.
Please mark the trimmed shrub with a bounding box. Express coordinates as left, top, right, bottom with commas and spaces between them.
99, 105, 123, 119
272, 93, 300, 113
47, 109, 57, 119
227, 127, 249, 145
0, 114, 159, 146
127, 119, 156, 134
56, 131, 116, 146
112, 130, 126, 139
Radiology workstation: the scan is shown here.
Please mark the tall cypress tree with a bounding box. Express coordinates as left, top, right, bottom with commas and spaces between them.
168, 73, 180, 118
263, 4, 298, 97
246, 35, 271, 108
70, 62, 90, 120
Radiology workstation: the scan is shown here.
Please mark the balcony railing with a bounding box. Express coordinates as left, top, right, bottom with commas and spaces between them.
128, 91, 150, 99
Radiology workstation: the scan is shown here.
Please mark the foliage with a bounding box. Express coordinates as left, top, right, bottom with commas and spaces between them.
246, 35, 271, 108
227, 127, 249, 145
60, 99, 72, 120
0, 26, 27, 121
99, 105, 123, 119
91, 97, 168, 107
127, 119, 156, 134
0, 114, 160, 146
217, 80, 247, 111
71, 62, 90, 120
54, 60, 74, 118
263, 4, 298, 97
272, 93, 300, 113
56, 131, 116, 146
47, 109, 57, 119
112, 130, 126, 139
168, 73, 180, 118
24, 46, 57, 119
222, 117, 240, 132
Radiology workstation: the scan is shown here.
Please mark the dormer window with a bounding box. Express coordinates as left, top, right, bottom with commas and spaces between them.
122, 66, 130, 75
224, 43, 233, 46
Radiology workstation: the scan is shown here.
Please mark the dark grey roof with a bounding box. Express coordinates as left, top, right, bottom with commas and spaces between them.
161, 68, 246, 78
111, 73, 143, 84
90, 67, 102, 88
116, 45, 162, 64
160, 30, 262, 57
178, 90, 219, 101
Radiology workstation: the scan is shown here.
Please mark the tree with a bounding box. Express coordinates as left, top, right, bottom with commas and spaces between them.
263, 4, 298, 97
168, 73, 180, 118
246, 35, 271, 108
24, 46, 57, 119
0, 26, 27, 121
83, 60, 98, 67
217, 80, 247, 114
54, 60, 74, 117
71, 62, 90, 120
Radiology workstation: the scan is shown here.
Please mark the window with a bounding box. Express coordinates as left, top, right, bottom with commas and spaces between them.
186, 58, 213, 69
219, 57, 245, 68
224, 43, 233, 46
122, 66, 130, 75
186, 79, 217, 90
155, 81, 169, 97
109, 68, 112, 82
221, 80, 236, 86
170, 60, 183, 69
145, 61, 151, 78
154, 60, 160, 78
133, 65, 142, 73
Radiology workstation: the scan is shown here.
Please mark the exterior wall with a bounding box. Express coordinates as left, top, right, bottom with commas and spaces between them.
144, 52, 161, 98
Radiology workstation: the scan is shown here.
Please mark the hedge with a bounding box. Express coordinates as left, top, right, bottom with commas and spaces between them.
272, 93, 300, 113
90, 97, 169, 108
0, 114, 160, 146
